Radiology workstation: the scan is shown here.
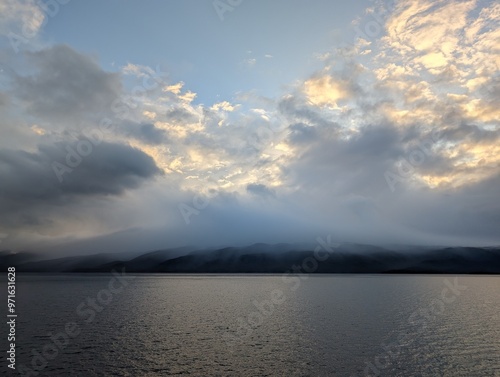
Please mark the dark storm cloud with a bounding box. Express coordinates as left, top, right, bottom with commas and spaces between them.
0, 92, 9, 107
278, 95, 339, 129
119, 121, 168, 145
275, 109, 500, 245
286, 124, 403, 195
12, 45, 121, 122
246, 183, 276, 198
381, 172, 500, 244
479, 74, 500, 107
287, 122, 319, 145
388, 123, 500, 179
165, 107, 198, 124
0, 141, 161, 227
439, 124, 499, 144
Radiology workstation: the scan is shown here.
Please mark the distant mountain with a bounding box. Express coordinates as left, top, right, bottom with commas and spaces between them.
0, 250, 42, 266
2, 244, 499, 274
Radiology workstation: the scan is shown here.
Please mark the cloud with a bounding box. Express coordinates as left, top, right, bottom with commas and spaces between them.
119, 121, 168, 145
303, 75, 352, 108
287, 123, 319, 145
211, 101, 237, 112
384, 0, 476, 56
246, 183, 276, 198
0, 0, 45, 38
163, 82, 184, 94
1, 0, 499, 253
12, 45, 122, 123
284, 123, 403, 196
0, 141, 161, 229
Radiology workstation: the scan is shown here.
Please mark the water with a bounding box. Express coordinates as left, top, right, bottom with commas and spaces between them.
5, 274, 500, 376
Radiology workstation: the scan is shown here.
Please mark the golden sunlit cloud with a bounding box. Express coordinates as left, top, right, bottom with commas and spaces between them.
211, 101, 237, 112
304, 75, 350, 108
30, 124, 46, 135
163, 82, 184, 94
347, 0, 500, 191
143, 110, 157, 120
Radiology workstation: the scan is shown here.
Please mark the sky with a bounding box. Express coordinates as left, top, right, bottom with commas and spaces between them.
0, 0, 499, 255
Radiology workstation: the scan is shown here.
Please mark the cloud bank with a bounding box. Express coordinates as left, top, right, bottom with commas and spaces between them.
0, 0, 498, 254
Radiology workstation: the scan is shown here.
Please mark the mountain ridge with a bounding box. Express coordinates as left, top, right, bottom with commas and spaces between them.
2, 243, 499, 274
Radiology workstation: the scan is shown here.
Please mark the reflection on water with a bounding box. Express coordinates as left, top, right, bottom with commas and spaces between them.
8, 274, 500, 376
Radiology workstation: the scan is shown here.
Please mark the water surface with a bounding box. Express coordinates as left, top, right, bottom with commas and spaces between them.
7, 274, 500, 376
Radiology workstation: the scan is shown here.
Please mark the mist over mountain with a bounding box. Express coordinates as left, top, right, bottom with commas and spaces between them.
3, 243, 499, 274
